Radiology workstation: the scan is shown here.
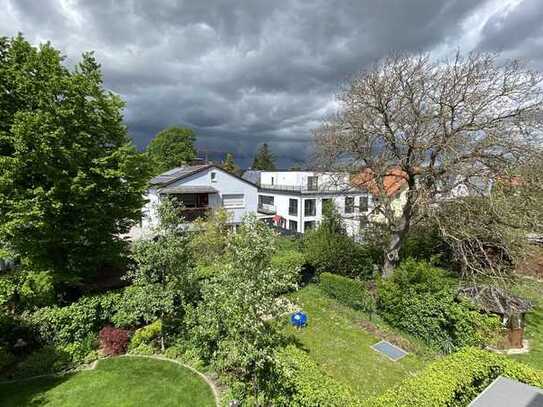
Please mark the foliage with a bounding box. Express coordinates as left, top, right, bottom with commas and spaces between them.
0, 345, 15, 372
99, 326, 130, 356
221, 152, 241, 175
319, 273, 375, 313
27, 291, 122, 346
17, 270, 56, 309
271, 345, 359, 407
377, 259, 500, 352
126, 199, 198, 327
190, 208, 232, 267
303, 204, 374, 279
187, 216, 298, 401
13, 346, 71, 378
399, 223, 452, 266
130, 320, 162, 350
251, 143, 276, 170
145, 127, 197, 175
0, 35, 149, 284
367, 347, 543, 407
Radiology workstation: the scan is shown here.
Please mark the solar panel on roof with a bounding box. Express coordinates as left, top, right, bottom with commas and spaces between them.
371, 340, 407, 361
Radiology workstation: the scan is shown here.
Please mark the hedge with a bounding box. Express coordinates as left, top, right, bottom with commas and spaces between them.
319, 272, 375, 312
366, 347, 543, 407
273, 345, 359, 406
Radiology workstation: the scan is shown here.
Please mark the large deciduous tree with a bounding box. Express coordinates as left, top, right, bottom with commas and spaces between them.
251, 143, 276, 170
221, 152, 241, 175
145, 127, 197, 174
0, 35, 149, 284
314, 52, 543, 277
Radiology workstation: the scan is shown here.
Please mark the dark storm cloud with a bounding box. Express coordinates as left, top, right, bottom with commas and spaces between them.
3, 0, 536, 168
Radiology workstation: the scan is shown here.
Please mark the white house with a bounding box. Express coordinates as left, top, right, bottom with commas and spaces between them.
244, 170, 371, 236
136, 164, 258, 237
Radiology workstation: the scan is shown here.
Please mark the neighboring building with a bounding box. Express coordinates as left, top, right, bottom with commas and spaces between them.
135, 164, 258, 237
244, 170, 371, 236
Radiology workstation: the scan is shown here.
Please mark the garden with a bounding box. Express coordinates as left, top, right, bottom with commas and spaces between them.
2, 36, 543, 406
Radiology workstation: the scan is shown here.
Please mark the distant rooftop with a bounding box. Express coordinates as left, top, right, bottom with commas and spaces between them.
149, 165, 210, 186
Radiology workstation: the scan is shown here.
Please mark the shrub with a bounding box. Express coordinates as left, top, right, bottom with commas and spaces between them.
17, 270, 56, 308
377, 259, 500, 352
367, 347, 543, 407
272, 345, 359, 406
0, 345, 16, 372
99, 326, 130, 356
14, 346, 71, 378
59, 334, 97, 364
399, 223, 452, 266
27, 291, 123, 346
130, 320, 162, 350
319, 273, 375, 313
303, 205, 373, 279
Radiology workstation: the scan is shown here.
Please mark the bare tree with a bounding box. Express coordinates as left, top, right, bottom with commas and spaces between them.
313, 52, 543, 277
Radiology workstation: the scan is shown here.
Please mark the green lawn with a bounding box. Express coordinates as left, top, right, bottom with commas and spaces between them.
511, 277, 543, 370
286, 285, 436, 399
0, 356, 215, 407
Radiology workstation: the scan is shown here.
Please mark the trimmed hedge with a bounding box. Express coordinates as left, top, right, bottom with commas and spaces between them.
366, 347, 543, 407
273, 345, 359, 406
319, 272, 375, 312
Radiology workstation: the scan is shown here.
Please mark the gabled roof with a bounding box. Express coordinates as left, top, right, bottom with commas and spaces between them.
458, 286, 533, 315
150, 165, 212, 186
351, 167, 408, 197
150, 164, 258, 189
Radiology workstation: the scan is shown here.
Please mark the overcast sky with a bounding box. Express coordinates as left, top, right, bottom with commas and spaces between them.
1, 0, 541, 167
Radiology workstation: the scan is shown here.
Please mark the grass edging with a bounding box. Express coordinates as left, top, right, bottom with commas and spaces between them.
120, 354, 220, 407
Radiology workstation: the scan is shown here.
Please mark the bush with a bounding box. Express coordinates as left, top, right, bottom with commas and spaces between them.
0, 345, 16, 372
14, 346, 71, 378
367, 347, 543, 407
272, 345, 359, 406
399, 223, 452, 266
319, 273, 375, 313
99, 326, 130, 356
130, 320, 162, 350
59, 334, 97, 365
27, 291, 123, 346
17, 270, 56, 308
377, 259, 500, 352
303, 204, 373, 279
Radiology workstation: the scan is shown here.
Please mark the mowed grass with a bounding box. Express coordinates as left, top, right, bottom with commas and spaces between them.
511, 277, 543, 370
0, 356, 215, 407
286, 285, 435, 399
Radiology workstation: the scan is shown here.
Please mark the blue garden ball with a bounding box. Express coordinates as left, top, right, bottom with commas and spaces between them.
290, 311, 308, 328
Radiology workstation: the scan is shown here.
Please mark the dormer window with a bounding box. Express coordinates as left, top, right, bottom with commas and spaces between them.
211, 172, 217, 182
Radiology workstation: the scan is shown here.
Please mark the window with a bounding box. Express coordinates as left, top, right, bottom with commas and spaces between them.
304, 199, 316, 216
259, 195, 274, 206
210, 172, 217, 182
359, 194, 369, 212
271, 176, 275, 185
304, 221, 315, 231
345, 196, 355, 214
223, 194, 244, 208
289, 198, 298, 216
289, 220, 298, 231
307, 176, 318, 191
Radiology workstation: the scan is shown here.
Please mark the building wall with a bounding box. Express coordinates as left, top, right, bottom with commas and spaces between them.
259, 171, 350, 189
139, 166, 258, 236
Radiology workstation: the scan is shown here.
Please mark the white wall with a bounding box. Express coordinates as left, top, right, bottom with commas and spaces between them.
259, 171, 350, 190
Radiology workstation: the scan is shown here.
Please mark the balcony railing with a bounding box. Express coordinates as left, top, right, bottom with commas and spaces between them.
259, 183, 357, 193
257, 203, 276, 215
180, 207, 210, 222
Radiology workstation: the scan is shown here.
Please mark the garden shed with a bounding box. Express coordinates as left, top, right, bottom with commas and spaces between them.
458, 286, 533, 349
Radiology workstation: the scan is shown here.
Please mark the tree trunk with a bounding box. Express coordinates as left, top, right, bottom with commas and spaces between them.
382, 189, 414, 278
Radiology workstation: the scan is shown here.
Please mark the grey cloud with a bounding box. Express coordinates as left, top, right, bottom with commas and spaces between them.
3, 0, 528, 168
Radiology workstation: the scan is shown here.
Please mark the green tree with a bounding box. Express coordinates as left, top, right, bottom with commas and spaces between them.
188, 216, 298, 402
221, 152, 241, 175
146, 127, 197, 174
0, 35, 148, 285
251, 143, 276, 170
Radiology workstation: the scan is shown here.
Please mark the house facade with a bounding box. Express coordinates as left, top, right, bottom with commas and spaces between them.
244, 170, 372, 236
135, 164, 258, 237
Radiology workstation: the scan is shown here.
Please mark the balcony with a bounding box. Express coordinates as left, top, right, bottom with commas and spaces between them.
259, 183, 356, 193
257, 203, 276, 215
180, 207, 210, 222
